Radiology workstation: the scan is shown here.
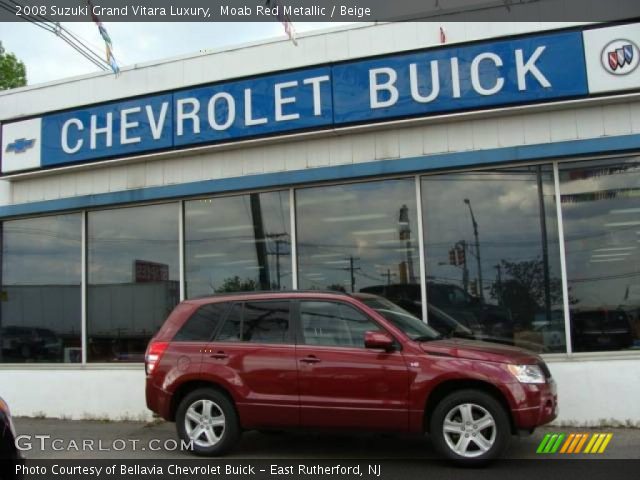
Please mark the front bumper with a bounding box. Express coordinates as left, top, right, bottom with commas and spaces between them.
510, 379, 558, 429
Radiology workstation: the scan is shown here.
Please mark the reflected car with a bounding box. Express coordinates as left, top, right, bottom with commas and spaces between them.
571, 308, 634, 352
0, 327, 63, 361
360, 283, 513, 342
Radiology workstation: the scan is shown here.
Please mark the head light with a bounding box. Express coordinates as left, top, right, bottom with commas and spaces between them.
507, 364, 546, 384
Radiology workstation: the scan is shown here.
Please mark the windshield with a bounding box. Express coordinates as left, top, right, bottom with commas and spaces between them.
361, 297, 441, 341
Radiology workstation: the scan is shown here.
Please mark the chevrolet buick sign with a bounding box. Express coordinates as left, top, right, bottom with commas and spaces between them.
1, 24, 637, 174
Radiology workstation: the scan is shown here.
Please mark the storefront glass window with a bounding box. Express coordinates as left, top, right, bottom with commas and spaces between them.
421, 166, 566, 352
185, 191, 291, 297
559, 157, 640, 352
87, 203, 179, 362
1, 214, 81, 363
296, 179, 421, 310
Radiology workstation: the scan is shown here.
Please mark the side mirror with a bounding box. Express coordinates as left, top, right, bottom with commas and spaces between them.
364, 331, 395, 351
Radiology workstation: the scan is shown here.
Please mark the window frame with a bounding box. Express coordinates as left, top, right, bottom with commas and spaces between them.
171, 301, 232, 343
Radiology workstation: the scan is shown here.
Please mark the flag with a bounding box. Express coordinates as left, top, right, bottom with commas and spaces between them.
87, 0, 120, 74
439, 26, 446, 44
265, 0, 298, 46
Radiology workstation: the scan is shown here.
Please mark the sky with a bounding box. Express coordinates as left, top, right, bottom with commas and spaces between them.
0, 21, 347, 85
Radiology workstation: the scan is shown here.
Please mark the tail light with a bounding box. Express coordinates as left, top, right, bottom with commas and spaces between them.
145, 341, 169, 375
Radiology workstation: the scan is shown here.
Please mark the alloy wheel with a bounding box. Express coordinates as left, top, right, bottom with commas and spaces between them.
184, 399, 226, 448
442, 403, 497, 458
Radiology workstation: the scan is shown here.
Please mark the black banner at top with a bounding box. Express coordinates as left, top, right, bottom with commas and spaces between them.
0, 0, 639, 22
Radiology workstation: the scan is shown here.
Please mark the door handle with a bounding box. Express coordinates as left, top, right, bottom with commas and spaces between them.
210, 351, 228, 359
300, 355, 320, 364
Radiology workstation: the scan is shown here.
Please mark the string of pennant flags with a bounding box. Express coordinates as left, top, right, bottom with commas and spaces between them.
84, 0, 299, 76
87, 0, 119, 74
265, 0, 298, 46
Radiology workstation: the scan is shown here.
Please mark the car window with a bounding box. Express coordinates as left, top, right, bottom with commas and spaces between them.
242, 301, 290, 344
299, 301, 379, 348
216, 303, 242, 341
173, 302, 230, 342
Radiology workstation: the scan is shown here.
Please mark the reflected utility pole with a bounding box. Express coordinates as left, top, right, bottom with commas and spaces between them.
399, 204, 417, 284
536, 165, 552, 319
250, 194, 270, 289
266, 233, 289, 290
464, 198, 484, 302
340, 256, 360, 293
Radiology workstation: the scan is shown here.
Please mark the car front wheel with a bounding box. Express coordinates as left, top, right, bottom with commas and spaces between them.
430, 389, 511, 463
176, 388, 240, 456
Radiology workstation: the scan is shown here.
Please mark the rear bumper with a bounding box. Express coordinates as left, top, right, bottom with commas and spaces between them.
145, 380, 173, 421
510, 379, 558, 429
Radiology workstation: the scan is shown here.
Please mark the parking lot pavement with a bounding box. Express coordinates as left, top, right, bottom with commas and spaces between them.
12, 417, 640, 460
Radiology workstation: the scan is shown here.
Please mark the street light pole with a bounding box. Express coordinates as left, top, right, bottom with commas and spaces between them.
464, 198, 484, 303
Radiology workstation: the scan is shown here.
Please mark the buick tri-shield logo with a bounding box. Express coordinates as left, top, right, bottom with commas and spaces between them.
601, 39, 639, 75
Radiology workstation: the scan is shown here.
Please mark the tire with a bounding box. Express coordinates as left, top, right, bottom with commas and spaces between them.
175, 388, 240, 456
429, 389, 511, 464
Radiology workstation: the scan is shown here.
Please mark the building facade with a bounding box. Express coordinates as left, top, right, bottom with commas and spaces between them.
1, 21, 640, 425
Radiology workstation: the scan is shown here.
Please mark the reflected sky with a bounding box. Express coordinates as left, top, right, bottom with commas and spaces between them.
422, 166, 561, 306
560, 158, 640, 310
296, 179, 419, 292
3, 214, 81, 285
185, 191, 291, 297
88, 203, 179, 283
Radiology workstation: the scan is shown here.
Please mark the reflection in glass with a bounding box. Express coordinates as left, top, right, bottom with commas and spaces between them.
1, 214, 81, 363
560, 157, 640, 352
185, 191, 291, 297
421, 166, 566, 352
296, 179, 420, 307
88, 203, 179, 362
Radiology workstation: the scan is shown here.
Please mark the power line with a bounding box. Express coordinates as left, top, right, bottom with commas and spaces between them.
0, 0, 110, 71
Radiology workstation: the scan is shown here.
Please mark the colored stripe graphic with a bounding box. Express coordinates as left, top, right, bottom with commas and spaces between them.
584, 434, 599, 453
598, 433, 613, 453
537, 433, 552, 453
560, 433, 575, 453
574, 433, 589, 453
537, 433, 613, 454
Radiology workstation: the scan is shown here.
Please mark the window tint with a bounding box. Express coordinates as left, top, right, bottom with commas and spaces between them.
184, 191, 291, 297
299, 301, 379, 348
87, 203, 179, 362
216, 303, 242, 341
242, 301, 290, 343
1, 214, 81, 363
173, 303, 230, 342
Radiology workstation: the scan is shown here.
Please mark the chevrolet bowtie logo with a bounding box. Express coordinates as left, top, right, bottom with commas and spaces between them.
5, 138, 36, 154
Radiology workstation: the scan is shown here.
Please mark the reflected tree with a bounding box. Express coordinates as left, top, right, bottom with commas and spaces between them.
489, 257, 572, 325
215, 276, 259, 293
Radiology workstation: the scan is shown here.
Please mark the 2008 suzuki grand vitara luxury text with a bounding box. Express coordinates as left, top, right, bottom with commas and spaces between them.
145, 291, 557, 463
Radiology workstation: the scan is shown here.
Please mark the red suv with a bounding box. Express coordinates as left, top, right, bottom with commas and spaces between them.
145, 292, 557, 463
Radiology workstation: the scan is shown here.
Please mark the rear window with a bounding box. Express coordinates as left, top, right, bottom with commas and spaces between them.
214, 301, 291, 344
216, 303, 243, 341
173, 302, 230, 342
243, 301, 290, 344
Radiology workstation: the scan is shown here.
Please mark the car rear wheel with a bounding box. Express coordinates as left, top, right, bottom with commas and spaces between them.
429, 389, 510, 464
176, 388, 240, 456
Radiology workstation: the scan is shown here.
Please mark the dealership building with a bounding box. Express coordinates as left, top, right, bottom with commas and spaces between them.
0, 21, 639, 425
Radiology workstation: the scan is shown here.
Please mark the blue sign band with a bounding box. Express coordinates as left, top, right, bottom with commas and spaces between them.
39, 30, 587, 169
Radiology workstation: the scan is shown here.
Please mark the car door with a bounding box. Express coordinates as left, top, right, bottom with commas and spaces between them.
201, 300, 299, 428
295, 299, 410, 432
